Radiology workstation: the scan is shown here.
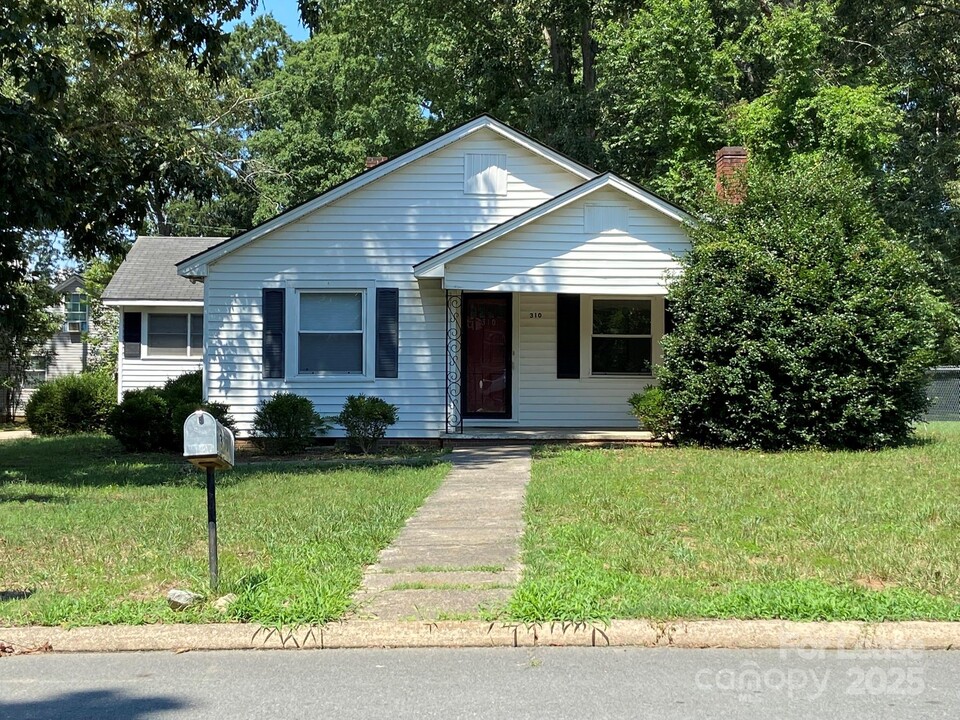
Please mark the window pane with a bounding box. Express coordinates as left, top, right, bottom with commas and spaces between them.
299, 333, 363, 373
148, 314, 188, 356
65, 293, 88, 323
189, 314, 203, 357
592, 337, 652, 374
300, 293, 362, 332
592, 299, 651, 335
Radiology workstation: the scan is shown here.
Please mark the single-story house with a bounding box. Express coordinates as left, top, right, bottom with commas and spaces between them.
107, 116, 715, 438
102, 236, 224, 401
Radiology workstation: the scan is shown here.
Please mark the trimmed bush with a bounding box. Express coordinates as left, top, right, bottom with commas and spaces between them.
627, 386, 673, 441
337, 394, 398, 454
107, 370, 235, 452
659, 157, 955, 450
107, 388, 174, 452
24, 371, 116, 436
252, 392, 329, 455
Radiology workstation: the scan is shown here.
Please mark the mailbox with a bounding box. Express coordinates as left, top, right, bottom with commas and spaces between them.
183, 410, 235, 470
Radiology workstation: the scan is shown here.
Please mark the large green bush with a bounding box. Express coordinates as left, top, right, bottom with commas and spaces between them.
659, 157, 955, 450
337, 394, 398, 454
108, 370, 235, 452
252, 392, 329, 455
24, 370, 116, 436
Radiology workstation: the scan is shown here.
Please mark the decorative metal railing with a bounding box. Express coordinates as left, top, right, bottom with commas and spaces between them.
445, 290, 463, 434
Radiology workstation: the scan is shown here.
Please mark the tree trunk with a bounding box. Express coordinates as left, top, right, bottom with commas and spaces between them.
581, 15, 596, 93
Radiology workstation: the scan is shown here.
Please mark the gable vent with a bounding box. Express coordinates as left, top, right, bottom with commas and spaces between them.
584, 204, 630, 234
464, 153, 507, 196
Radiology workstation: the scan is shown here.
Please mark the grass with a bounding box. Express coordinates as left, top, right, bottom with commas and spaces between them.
508, 422, 960, 623
0, 435, 447, 627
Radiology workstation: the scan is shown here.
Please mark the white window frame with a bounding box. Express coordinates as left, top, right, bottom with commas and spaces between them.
63, 291, 89, 333
581, 296, 660, 378
144, 312, 204, 359
284, 281, 376, 381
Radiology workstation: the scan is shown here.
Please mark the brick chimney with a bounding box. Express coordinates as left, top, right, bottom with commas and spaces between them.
365, 156, 388, 169
715, 146, 748, 203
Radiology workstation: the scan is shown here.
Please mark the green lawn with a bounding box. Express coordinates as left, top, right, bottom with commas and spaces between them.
509, 423, 960, 623
0, 435, 447, 627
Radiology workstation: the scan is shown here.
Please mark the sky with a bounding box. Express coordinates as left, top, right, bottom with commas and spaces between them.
231, 1, 310, 41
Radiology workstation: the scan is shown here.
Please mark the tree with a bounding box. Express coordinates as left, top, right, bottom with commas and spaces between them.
0, 0, 254, 311
245, 30, 429, 221
658, 157, 956, 450
0, 237, 63, 423
81, 254, 128, 373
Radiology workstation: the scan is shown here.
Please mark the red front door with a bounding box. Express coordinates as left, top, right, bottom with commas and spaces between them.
462, 294, 511, 419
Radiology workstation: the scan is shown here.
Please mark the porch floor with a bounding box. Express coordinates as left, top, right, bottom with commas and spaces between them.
441, 427, 654, 445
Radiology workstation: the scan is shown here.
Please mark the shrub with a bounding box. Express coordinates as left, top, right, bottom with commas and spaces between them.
107, 370, 236, 452
659, 157, 956, 450
336, 394, 398, 454
24, 370, 116, 436
252, 392, 328, 455
107, 388, 174, 452
627, 386, 673, 441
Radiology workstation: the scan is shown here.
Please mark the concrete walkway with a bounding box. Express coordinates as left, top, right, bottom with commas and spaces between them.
353, 446, 532, 621
0, 429, 31, 442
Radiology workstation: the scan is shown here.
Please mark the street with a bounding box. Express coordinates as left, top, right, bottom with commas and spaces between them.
2, 646, 958, 719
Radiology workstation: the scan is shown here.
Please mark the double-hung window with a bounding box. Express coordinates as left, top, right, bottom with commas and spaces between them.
64, 292, 88, 333
591, 299, 652, 375
146, 313, 203, 357
298, 291, 364, 374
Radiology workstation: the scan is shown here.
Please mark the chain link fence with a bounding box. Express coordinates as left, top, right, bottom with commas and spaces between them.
924, 366, 960, 421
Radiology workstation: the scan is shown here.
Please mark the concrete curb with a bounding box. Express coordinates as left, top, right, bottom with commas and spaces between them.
3, 619, 960, 654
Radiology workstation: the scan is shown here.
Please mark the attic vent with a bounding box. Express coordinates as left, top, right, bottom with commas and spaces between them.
464, 153, 507, 196
584, 204, 629, 234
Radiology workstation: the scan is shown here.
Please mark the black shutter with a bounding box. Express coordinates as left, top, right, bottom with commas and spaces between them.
375, 288, 400, 378
556, 294, 580, 379
664, 299, 675, 335
262, 289, 285, 378
122, 311, 141, 359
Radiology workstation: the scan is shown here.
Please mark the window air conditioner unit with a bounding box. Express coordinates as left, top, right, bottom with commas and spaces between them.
67, 321, 83, 333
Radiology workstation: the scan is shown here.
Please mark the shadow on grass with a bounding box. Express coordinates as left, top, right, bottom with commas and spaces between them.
0, 434, 447, 490
0, 589, 33, 601
0, 689, 186, 720
0, 490, 68, 504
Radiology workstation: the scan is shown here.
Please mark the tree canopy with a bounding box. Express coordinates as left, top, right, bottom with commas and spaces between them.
2, 0, 958, 302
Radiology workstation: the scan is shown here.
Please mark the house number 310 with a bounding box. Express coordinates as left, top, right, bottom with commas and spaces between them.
529, 312, 543, 319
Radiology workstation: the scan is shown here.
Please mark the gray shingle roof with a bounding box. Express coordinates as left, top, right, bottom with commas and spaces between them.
102, 236, 226, 303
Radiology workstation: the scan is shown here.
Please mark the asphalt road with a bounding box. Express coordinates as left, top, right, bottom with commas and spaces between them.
2, 647, 958, 719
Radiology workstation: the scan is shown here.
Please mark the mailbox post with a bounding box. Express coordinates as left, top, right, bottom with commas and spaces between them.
183, 410, 236, 592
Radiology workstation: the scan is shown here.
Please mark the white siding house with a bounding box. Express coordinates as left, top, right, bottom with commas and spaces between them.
103, 237, 223, 400
176, 116, 693, 439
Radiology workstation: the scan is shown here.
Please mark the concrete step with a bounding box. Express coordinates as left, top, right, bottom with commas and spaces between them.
361, 570, 517, 592
355, 588, 514, 621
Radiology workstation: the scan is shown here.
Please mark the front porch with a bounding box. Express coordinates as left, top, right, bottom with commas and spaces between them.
442, 289, 665, 435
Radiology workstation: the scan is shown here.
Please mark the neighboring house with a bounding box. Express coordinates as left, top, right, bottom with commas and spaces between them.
102, 237, 225, 402
12, 275, 92, 413
164, 116, 697, 438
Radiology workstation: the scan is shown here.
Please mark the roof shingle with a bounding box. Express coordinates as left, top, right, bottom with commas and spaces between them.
102, 236, 225, 303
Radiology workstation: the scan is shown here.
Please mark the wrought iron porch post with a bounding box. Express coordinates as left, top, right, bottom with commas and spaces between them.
445, 290, 463, 434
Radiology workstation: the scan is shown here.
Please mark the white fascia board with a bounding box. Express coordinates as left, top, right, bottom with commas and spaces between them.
414, 174, 695, 278
177, 116, 598, 279
103, 299, 205, 308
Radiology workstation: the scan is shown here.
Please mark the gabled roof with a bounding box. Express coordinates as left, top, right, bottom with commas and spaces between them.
176, 115, 599, 278
103, 236, 225, 305
53, 274, 84, 294
413, 173, 694, 278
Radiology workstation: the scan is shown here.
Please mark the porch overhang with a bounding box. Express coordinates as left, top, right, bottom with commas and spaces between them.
414, 172, 690, 296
